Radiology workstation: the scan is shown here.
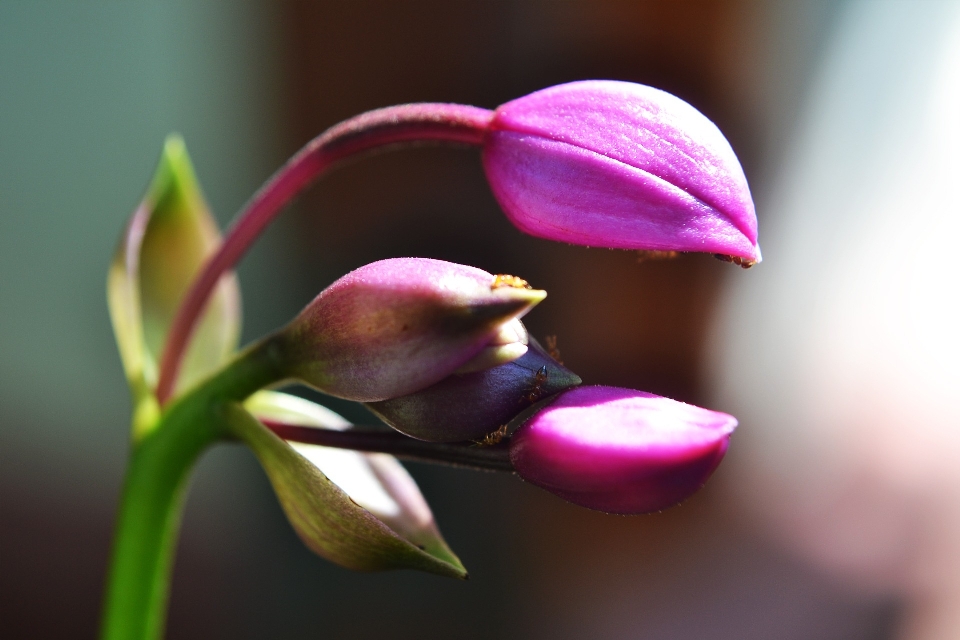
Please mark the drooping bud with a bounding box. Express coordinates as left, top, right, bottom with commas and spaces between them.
368, 328, 581, 442
483, 80, 760, 264
277, 258, 546, 402
509, 386, 736, 514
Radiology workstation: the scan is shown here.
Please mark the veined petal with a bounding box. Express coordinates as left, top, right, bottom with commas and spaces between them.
485, 133, 758, 258
483, 80, 759, 263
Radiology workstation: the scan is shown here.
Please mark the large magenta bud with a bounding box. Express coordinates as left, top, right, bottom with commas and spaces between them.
483, 80, 760, 264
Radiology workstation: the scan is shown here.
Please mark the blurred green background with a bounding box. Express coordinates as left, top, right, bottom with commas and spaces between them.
2, 2, 899, 639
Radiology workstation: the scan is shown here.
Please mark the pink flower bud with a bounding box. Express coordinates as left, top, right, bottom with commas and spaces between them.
483, 80, 760, 264
509, 385, 736, 514
278, 258, 546, 402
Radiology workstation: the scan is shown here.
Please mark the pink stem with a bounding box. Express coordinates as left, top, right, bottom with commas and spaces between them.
157, 103, 495, 404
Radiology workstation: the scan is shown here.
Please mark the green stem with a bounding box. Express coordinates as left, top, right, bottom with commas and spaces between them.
100, 336, 286, 640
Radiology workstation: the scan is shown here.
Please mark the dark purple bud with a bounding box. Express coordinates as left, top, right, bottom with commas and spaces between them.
367, 329, 581, 443
278, 258, 545, 402
483, 80, 760, 264
509, 386, 736, 514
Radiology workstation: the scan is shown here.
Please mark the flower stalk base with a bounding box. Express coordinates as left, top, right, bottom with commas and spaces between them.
101, 339, 286, 640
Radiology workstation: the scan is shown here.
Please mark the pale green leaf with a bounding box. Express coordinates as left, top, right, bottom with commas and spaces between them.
231, 395, 467, 578
107, 201, 152, 401
107, 135, 241, 409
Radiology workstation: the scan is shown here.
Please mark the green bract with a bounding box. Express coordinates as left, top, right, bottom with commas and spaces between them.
107, 135, 240, 438
240, 391, 465, 577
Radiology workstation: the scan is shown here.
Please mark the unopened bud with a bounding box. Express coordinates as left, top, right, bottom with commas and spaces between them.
483, 80, 760, 264
278, 258, 545, 402
509, 386, 736, 514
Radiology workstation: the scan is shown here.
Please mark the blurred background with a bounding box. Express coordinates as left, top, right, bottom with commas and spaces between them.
3, 1, 957, 638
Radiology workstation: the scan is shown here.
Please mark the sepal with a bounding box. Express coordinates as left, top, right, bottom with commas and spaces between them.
236, 391, 466, 577
107, 135, 241, 414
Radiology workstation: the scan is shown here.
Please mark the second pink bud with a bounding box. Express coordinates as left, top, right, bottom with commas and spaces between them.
276, 258, 546, 402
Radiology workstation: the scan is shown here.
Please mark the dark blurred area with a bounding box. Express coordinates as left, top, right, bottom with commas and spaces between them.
2, 2, 901, 639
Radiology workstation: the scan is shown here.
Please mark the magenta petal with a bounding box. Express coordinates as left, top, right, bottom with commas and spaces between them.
509, 386, 736, 514
483, 80, 759, 262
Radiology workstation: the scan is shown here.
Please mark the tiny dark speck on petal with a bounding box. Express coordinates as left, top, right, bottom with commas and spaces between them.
714, 254, 756, 268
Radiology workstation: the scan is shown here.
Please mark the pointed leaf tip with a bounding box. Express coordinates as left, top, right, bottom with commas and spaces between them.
237, 393, 467, 578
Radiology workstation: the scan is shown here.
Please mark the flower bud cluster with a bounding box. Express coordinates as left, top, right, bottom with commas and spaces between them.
104, 77, 757, 614
262, 79, 758, 514
269, 256, 735, 515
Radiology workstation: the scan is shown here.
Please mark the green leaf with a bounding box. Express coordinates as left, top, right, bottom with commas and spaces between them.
231, 393, 467, 578
107, 135, 241, 415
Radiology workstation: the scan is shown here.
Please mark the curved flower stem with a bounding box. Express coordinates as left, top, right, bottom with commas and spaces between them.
157, 104, 494, 404
265, 422, 515, 473
101, 337, 287, 640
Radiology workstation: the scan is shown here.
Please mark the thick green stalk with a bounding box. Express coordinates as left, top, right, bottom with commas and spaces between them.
100, 401, 217, 640
100, 336, 286, 640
